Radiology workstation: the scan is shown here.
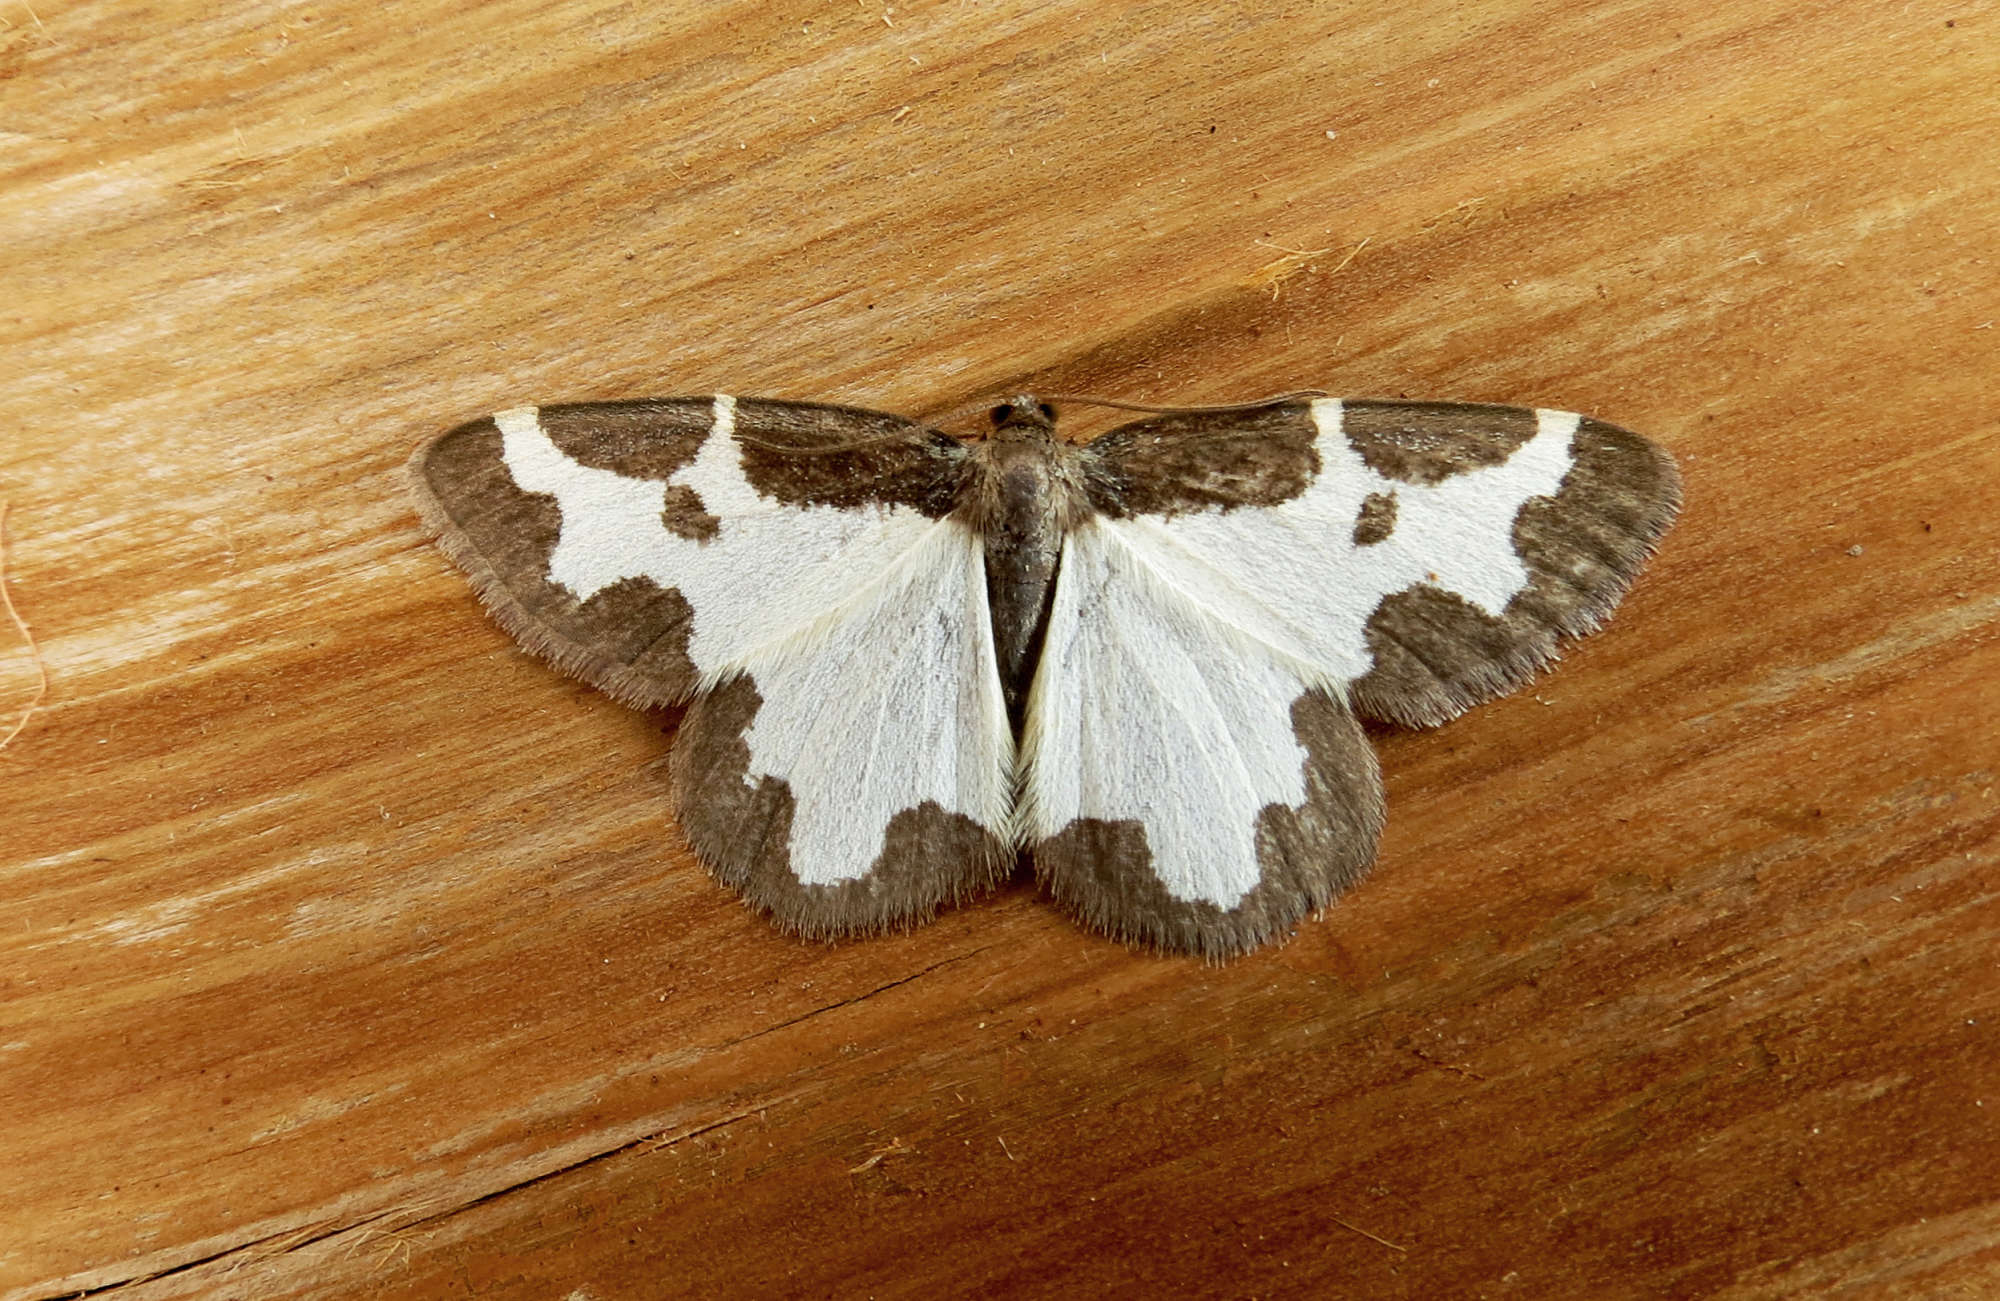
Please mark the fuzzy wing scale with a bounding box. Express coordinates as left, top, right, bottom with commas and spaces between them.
1021, 518, 1384, 956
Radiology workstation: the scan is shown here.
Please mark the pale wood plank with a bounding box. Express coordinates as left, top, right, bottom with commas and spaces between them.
2, 0, 1996, 1296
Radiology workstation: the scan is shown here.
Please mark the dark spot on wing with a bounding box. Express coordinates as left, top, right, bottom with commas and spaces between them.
660, 484, 720, 541
537, 400, 716, 479
1353, 491, 1398, 546
571, 577, 698, 689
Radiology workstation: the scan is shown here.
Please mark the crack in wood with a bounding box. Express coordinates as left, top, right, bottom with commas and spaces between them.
31, 1210, 401, 1300
28, 944, 997, 1298
713, 942, 1000, 1053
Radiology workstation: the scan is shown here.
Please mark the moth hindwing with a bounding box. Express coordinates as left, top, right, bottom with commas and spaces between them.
410, 392, 1679, 956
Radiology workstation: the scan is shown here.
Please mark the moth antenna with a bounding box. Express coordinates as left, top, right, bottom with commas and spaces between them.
1035, 390, 1330, 415
730, 431, 929, 454
927, 390, 1332, 433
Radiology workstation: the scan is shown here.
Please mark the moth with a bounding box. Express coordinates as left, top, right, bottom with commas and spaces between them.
410, 392, 1679, 956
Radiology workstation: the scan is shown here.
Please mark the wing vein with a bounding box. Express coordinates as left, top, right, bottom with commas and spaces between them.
1096, 517, 1339, 692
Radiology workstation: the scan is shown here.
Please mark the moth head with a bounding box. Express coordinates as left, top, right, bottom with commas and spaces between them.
989, 395, 1058, 440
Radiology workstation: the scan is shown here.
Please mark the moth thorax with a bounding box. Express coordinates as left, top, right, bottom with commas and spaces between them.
966, 434, 1090, 536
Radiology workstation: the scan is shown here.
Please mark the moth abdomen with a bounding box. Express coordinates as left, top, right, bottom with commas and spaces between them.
968, 433, 1090, 733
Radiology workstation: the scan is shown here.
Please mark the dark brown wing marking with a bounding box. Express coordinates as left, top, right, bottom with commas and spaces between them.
1348, 411, 1681, 727
409, 413, 701, 707
409, 398, 970, 709
670, 676, 1012, 936
1081, 402, 1320, 519
729, 399, 968, 517
1339, 400, 1541, 483
1032, 690, 1383, 958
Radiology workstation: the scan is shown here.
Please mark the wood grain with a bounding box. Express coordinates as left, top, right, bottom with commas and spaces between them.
3, 0, 1996, 1296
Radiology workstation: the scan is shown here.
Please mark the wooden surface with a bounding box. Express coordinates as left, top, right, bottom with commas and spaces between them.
4, 1, 1996, 1296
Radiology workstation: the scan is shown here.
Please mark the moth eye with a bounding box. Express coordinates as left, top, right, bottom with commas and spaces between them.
1038, 402, 1057, 421
990, 403, 1015, 425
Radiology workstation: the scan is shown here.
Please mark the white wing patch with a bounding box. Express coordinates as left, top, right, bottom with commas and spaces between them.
1022, 519, 1317, 907
494, 399, 1012, 882
736, 522, 1011, 883
1100, 399, 1581, 684
1022, 399, 1579, 905
496, 399, 940, 677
